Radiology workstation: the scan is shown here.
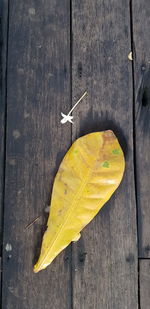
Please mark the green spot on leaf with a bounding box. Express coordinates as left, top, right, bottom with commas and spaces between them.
102, 161, 109, 168
112, 149, 120, 155
74, 149, 78, 154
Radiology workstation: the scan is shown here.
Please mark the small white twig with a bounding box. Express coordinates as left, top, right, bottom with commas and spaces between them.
61, 91, 87, 124
68, 91, 87, 116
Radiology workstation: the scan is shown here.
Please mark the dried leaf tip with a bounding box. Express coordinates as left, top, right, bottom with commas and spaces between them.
60, 91, 87, 124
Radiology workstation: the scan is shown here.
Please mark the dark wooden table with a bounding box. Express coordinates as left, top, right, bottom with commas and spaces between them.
0, 1, 150, 308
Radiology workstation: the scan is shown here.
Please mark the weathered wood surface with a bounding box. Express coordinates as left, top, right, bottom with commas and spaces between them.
132, 0, 150, 257
1, 0, 150, 308
72, 1, 138, 308
0, 0, 3, 287
0, 0, 7, 252
2, 1, 71, 308
0, 0, 3, 250
0, 0, 9, 299
139, 260, 150, 309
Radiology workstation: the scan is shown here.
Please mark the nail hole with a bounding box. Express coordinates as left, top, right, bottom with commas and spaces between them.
78, 62, 82, 78
142, 87, 149, 107
64, 256, 69, 262
126, 253, 135, 264
145, 245, 150, 254
64, 64, 67, 76
79, 251, 87, 263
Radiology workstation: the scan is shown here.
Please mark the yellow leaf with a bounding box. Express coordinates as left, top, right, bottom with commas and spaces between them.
34, 130, 125, 273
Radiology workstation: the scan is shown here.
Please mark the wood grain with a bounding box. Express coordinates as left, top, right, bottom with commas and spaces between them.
0, 1, 9, 299
139, 260, 150, 309
132, 0, 150, 257
2, 1, 71, 308
0, 256, 1, 303
0, 0, 3, 252
72, 1, 138, 308
0, 0, 8, 253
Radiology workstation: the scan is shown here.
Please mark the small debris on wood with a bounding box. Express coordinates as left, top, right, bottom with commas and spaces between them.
60, 91, 87, 124
128, 51, 133, 61
25, 216, 40, 229
5, 243, 12, 252
44, 206, 50, 213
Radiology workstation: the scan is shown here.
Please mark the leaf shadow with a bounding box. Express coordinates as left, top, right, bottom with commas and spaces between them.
137, 68, 150, 135
77, 107, 128, 160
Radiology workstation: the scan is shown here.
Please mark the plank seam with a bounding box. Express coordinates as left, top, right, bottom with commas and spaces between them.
138, 257, 150, 260
129, 1, 140, 309
70, 1, 73, 309
138, 259, 141, 309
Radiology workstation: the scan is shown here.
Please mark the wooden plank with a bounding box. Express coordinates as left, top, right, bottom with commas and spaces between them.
0, 3, 2, 302
72, 1, 138, 308
2, 1, 71, 308
132, 0, 150, 257
139, 260, 150, 309
0, 0, 3, 251
0, 0, 9, 300
0, 0, 8, 253
0, 257, 1, 304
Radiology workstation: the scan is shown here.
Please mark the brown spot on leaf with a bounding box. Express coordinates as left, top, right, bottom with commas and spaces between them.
64, 183, 68, 195
102, 130, 115, 148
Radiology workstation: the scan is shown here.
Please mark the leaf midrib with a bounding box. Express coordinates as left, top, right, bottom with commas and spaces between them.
39, 155, 98, 267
